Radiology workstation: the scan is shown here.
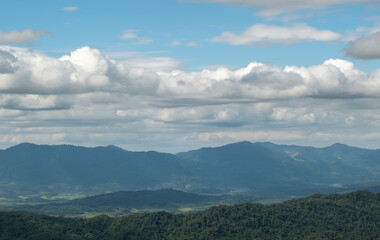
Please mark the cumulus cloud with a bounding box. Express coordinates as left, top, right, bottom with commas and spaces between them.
189, 0, 377, 16
0, 94, 70, 111
0, 29, 52, 45
344, 32, 380, 59
0, 50, 17, 74
0, 46, 181, 95
0, 45, 377, 99
155, 58, 375, 103
212, 24, 341, 45
271, 108, 316, 123
0, 46, 380, 151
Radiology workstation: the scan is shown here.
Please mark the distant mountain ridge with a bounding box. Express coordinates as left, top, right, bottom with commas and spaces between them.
255, 141, 380, 184
1, 141, 380, 200
177, 141, 314, 194
178, 141, 380, 192
0, 142, 193, 198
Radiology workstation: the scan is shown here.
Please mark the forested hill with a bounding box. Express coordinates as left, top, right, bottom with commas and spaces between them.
1, 190, 380, 240
20, 189, 229, 216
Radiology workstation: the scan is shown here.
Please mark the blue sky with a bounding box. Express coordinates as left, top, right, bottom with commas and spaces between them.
2, 0, 379, 70
0, 0, 380, 152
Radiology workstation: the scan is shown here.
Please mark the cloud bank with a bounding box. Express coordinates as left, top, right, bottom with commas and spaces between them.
0, 46, 379, 151
1, 46, 375, 99
189, 0, 377, 16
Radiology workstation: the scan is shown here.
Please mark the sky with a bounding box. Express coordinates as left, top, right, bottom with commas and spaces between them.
0, 0, 380, 152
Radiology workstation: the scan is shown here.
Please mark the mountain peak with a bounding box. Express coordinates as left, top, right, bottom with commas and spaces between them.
237, 141, 253, 145
222, 141, 254, 148
328, 143, 350, 149
105, 145, 125, 151
6, 142, 38, 150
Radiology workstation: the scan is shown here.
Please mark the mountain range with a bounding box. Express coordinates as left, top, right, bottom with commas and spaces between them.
1, 141, 380, 202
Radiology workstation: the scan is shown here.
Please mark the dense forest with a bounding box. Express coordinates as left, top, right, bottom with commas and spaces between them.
0, 190, 379, 240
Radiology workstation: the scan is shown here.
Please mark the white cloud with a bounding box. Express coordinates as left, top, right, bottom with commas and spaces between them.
170, 40, 182, 46
271, 108, 316, 123
342, 25, 380, 42
62, 6, 78, 11
345, 116, 355, 124
0, 50, 17, 74
60, 47, 111, 88
197, 130, 304, 142
119, 57, 181, 72
138, 38, 153, 44
189, 0, 377, 16
344, 32, 380, 59
170, 41, 198, 47
0, 45, 376, 99
0, 46, 163, 94
187, 42, 198, 47
0, 46, 380, 151
0, 29, 52, 45
1, 46, 379, 101
0, 94, 70, 110
212, 24, 341, 45
120, 29, 138, 40
104, 51, 168, 59
120, 29, 153, 44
